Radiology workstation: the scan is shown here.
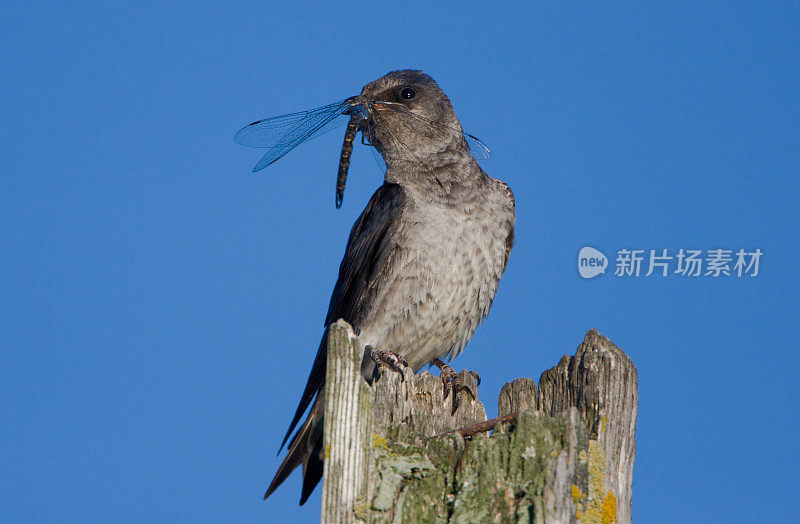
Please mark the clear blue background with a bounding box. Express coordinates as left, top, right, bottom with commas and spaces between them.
2, 2, 798, 522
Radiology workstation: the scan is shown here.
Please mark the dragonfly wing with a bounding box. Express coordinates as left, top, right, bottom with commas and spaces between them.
464, 132, 492, 160
235, 98, 355, 171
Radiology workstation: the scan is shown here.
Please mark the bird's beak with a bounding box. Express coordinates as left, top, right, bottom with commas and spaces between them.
371, 101, 392, 112
353, 96, 392, 116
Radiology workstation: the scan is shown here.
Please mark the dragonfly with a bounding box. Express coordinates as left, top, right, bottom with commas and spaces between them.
235, 96, 491, 208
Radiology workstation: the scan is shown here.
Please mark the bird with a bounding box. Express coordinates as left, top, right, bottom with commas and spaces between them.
264, 70, 515, 505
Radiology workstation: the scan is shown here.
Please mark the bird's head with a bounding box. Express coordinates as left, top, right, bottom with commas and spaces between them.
355, 70, 468, 167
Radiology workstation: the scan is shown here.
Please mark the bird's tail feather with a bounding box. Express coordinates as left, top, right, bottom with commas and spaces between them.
264, 396, 324, 505
279, 336, 327, 452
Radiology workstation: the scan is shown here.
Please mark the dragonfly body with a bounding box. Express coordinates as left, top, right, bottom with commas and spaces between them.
335, 111, 361, 208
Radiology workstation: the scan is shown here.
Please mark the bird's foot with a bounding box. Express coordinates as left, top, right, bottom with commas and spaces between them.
431, 358, 481, 414
367, 345, 409, 380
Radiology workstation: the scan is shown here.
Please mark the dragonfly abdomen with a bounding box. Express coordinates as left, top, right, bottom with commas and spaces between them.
336, 113, 360, 208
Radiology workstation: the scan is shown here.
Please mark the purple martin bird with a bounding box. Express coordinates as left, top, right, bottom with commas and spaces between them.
258, 70, 515, 504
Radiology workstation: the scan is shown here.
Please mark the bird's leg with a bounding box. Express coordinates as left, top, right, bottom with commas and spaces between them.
430, 358, 482, 414
367, 345, 409, 379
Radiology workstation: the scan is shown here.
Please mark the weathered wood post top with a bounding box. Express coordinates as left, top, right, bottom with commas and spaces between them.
321, 320, 638, 523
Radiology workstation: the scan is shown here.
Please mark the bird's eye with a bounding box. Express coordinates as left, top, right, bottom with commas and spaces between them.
400, 87, 416, 100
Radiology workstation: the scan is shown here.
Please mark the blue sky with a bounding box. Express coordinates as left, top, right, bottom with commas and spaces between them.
2, 2, 798, 522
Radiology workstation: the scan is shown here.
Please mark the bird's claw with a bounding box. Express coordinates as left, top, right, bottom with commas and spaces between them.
468, 370, 481, 386
440, 365, 460, 400
367, 345, 409, 380
431, 358, 480, 414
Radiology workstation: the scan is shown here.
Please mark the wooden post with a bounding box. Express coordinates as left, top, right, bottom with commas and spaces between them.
321, 323, 638, 523
320, 320, 373, 523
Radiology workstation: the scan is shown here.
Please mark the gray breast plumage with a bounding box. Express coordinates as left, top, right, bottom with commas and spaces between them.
355, 160, 515, 372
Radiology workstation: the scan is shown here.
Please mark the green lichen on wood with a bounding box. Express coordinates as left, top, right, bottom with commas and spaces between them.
572, 440, 618, 523
370, 435, 447, 522
373, 433, 389, 452
448, 411, 580, 523
367, 409, 592, 523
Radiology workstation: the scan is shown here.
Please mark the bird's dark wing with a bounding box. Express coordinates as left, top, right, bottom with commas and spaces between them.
277, 183, 407, 451
325, 182, 407, 327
